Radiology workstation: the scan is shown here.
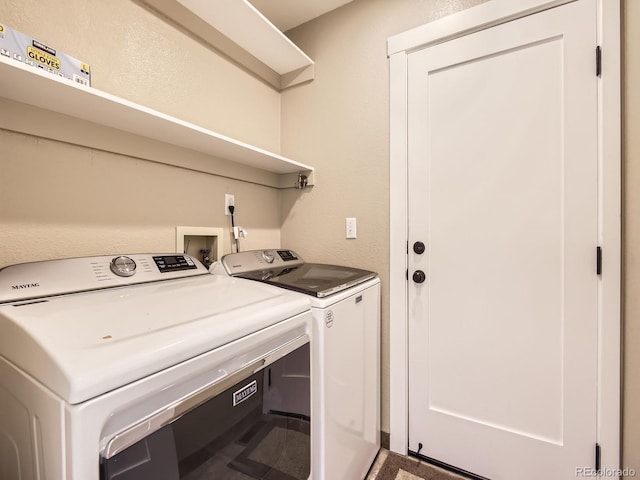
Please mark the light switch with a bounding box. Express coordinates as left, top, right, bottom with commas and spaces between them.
346, 217, 357, 239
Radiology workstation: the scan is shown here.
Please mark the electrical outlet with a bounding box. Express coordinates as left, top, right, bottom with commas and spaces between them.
225, 194, 235, 215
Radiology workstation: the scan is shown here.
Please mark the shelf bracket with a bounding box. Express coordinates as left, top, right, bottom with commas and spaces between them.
278, 170, 315, 189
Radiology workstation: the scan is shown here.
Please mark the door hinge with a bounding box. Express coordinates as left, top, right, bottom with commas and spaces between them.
595, 443, 601, 471
596, 46, 602, 77
406, 269, 408, 280
597, 246, 602, 276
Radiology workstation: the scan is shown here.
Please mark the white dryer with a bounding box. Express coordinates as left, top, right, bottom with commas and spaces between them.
0, 253, 313, 480
216, 249, 381, 480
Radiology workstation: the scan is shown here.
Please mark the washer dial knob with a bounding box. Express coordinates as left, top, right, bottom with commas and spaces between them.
262, 251, 275, 264
110, 256, 137, 277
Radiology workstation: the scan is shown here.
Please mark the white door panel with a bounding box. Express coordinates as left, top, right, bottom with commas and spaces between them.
407, 1, 597, 478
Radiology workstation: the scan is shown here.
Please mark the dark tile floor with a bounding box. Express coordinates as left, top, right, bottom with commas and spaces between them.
365, 449, 467, 480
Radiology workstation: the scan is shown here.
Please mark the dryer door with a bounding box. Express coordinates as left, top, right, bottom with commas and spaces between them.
100, 340, 310, 480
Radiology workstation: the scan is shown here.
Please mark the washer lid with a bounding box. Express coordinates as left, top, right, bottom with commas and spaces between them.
0, 273, 310, 404
221, 250, 377, 297
237, 263, 377, 298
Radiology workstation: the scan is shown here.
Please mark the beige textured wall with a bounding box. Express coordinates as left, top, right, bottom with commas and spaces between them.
0, 130, 281, 264
624, 0, 640, 472
280, 0, 487, 434
0, 0, 284, 267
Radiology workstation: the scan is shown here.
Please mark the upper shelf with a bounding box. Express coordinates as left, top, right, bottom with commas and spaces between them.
0, 55, 314, 184
142, 0, 315, 90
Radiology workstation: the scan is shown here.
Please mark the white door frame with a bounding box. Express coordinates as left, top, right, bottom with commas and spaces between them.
388, 0, 621, 471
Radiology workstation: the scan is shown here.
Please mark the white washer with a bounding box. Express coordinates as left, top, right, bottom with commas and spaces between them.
0, 253, 313, 480
216, 249, 381, 480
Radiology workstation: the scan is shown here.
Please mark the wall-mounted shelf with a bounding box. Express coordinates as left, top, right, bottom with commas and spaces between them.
0, 55, 314, 189
142, 0, 315, 90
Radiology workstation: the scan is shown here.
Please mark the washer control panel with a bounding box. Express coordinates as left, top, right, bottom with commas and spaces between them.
261, 251, 276, 264
221, 249, 304, 275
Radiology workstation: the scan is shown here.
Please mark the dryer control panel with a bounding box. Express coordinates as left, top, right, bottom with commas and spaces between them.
0, 254, 207, 303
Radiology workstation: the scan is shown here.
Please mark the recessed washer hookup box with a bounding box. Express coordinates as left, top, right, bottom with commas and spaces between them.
0, 22, 91, 86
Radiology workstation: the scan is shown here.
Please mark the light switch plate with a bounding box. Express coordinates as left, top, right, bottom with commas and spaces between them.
346, 217, 357, 239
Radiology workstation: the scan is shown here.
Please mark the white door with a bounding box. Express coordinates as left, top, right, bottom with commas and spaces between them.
407, 1, 598, 478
